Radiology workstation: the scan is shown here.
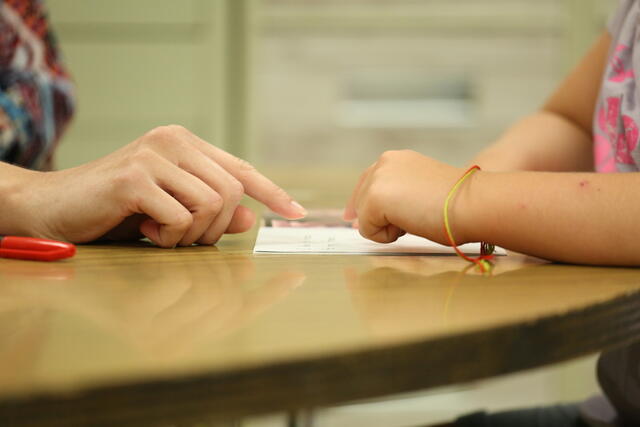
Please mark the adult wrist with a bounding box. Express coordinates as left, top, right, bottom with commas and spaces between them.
0, 164, 41, 236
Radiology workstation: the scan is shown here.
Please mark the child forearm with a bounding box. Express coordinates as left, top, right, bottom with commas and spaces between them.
464, 171, 640, 266
471, 110, 594, 173
472, 32, 611, 174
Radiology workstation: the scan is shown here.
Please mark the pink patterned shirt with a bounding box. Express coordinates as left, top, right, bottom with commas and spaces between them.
594, 0, 640, 172
585, 2, 640, 425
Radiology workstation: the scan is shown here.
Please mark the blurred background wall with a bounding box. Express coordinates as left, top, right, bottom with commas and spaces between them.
47, 0, 249, 168
256, 0, 615, 168
48, 0, 616, 170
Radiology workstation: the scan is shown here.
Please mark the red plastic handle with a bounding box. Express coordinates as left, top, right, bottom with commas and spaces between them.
0, 236, 76, 261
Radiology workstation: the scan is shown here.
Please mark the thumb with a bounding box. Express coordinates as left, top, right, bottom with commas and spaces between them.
225, 205, 257, 234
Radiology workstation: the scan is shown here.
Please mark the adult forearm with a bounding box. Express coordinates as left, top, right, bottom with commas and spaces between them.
471, 111, 594, 172
0, 161, 38, 237
463, 171, 640, 266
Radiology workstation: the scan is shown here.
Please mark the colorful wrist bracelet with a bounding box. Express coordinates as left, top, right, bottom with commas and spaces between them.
443, 165, 495, 274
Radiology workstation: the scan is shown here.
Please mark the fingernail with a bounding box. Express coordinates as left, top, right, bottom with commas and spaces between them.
290, 200, 307, 216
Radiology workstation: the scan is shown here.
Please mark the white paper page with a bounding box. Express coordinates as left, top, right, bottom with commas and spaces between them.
253, 226, 506, 256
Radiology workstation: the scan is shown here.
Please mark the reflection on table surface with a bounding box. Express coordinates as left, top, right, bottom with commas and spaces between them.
0, 233, 639, 400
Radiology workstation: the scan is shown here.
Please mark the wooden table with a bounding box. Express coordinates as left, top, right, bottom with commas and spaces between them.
1, 173, 640, 426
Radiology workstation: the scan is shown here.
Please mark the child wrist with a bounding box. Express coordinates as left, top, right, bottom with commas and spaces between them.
442, 166, 494, 273
455, 170, 485, 243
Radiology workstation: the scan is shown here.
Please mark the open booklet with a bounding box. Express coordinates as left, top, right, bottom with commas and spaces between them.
253, 209, 506, 256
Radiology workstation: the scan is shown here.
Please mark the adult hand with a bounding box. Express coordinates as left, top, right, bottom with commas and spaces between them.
15, 125, 307, 247
344, 150, 468, 245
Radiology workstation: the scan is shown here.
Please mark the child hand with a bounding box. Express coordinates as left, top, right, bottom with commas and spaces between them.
344, 150, 468, 245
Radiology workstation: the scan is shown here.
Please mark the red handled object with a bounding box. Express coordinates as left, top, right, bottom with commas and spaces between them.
0, 236, 76, 261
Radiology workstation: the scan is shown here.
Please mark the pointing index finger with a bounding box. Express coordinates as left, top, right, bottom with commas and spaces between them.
187, 134, 307, 219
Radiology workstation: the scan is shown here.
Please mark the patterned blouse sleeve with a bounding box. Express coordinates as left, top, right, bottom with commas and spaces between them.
0, 0, 75, 170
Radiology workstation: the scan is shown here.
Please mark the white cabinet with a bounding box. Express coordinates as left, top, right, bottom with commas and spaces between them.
46, 0, 618, 169
255, 0, 617, 167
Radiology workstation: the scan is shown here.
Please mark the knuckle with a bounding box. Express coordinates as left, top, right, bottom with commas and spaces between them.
202, 192, 224, 214
191, 191, 224, 221
165, 124, 188, 134
357, 224, 372, 241
378, 149, 416, 164
143, 125, 189, 147
113, 164, 147, 189
149, 124, 187, 137
227, 178, 245, 202
367, 168, 385, 187
235, 157, 257, 175
144, 125, 171, 140
211, 191, 224, 208
366, 186, 387, 210
131, 147, 158, 164
173, 210, 193, 230
398, 149, 418, 159
378, 150, 399, 162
